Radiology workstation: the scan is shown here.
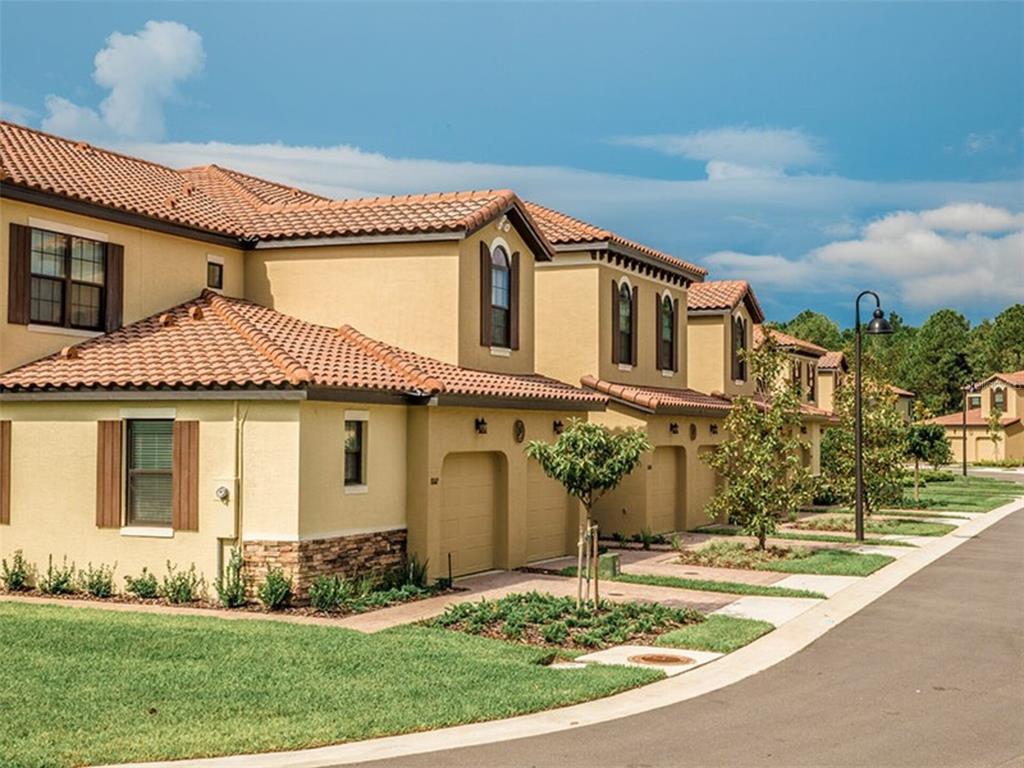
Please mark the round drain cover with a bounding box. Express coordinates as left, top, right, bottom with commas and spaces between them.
627, 653, 694, 666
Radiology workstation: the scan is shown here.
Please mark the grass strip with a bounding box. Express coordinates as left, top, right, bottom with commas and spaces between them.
756, 550, 894, 576
558, 568, 826, 599
0, 602, 658, 768
657, 615, 774, 653
696, 525, 916, 547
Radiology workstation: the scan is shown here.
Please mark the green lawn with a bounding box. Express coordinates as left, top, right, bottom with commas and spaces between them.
678, 541, 895, 577
829, 508, 970, 520
697, 525, 917, 547
900, 475, 1020, 512
657, 614, 774, 654
0, 602, 659, 768
559, 568, 826, 599
794, 515, 956, 537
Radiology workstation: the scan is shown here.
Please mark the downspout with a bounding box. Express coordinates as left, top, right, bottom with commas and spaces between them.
234, 401, 249, 550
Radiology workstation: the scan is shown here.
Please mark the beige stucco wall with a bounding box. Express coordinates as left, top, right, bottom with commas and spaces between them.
686, 307, 756, 399
405, 404, 585, 579
1, 199, 244, 372
297, 401, 408, 540
817, 370, 840, 413
980, 380, 1021, 420
244, 239, 461, 364
534, 257, 688, 389
946, 421, 1023, 463
0, 399, 297, 588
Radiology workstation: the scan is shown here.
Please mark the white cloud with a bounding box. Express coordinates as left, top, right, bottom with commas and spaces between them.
613, 126, 825, 176
0, 101, 35, 124
704, 204, 1024, 310
41, 21, 204, 141
964, 131, 998, 155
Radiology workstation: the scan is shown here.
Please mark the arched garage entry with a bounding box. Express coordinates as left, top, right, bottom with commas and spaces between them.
440, 452, 505, 577
649, 446, 685, 534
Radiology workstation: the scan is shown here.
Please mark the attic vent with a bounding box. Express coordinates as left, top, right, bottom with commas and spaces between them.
159, 313, 175, 327
188, 306, 204, 321
181, 182, 195, 196
164, 195, 177, 209
60, 346, 79, 360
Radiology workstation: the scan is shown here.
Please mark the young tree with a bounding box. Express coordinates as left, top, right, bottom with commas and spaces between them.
703, 336, 812, 549
987, 408, 1004, 457
905, 423, 951, 502
825, 375, 908, 514
525, 420, 651, 521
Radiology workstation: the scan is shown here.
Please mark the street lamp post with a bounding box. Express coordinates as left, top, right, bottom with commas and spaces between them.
854, 291, 893, 542
962, 382, 977, 477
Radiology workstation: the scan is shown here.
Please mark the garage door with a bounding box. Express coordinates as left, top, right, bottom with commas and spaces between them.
440, 453, 497, 577
649, 447, 681, 534
527, 461, 571, 562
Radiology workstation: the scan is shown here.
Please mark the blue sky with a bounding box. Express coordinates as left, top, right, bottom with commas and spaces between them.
2, 1, 1022, 325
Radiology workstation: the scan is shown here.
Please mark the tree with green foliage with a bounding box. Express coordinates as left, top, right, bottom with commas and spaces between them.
987, 304, 1024, 372
823, 375, 908, 515
777, 309, 844, 351
703, 336, 812, 549
987, 408, 1004, 457
525, 420, 651, 522
907, 309, 972, 414
905, 424, 951, 502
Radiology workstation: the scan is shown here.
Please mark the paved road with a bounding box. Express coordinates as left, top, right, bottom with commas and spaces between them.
354, 510, 1024, 768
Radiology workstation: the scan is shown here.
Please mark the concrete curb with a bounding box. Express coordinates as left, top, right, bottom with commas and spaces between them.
101, 496, 1024, 768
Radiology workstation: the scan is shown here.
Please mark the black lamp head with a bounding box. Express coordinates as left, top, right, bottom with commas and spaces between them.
866, 307, 893, 335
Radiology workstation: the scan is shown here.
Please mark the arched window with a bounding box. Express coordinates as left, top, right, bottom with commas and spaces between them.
618, 283, 633, 363
490, 246, 511, 347
992, 387, 1006, 413
732, 317, 747, 382
659, 295, 675, 371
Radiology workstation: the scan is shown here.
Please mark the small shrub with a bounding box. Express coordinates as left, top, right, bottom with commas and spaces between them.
125, 568, 159, 599
611, 532, 626, 545
38, 555, 76, 595
670, 533, 682, 551
159, 562, 206, 604
309, 574, 347, 612
214, 549, 248, 608
920, 469, 955, 483
787, 510, 799, 523
78, 563, 116, 598
638, 527, 656, 551
258, 568, 292, 610
1, 550, 32, 591
406, 555, 429, 588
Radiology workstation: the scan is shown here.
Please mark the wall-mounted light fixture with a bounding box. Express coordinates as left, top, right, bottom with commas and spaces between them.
800, 425, 808, 434
474, 417, 488, 434
689, 423, 698, 440
710, 424, 719, 435
668, 422, 679, 434
552, 420, 564, 435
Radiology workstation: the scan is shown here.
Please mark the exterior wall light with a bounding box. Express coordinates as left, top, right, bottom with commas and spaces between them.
709, 424, 719, 435
474, 417, 488, 434
669, 422, 679, 434
553, 420, 564, 435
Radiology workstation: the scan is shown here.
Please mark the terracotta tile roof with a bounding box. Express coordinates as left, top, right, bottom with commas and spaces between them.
524, 201, 707, 279
981, 370, 1024, 388
1, 121, 242, 236
925, 408, 1019, 428
753, 325, 828, 357
580, 376, 733, 414
818, 350, 846, 370
0, 122, 552, 251
687, 280, 766, 323
0, 291, 605, 408
889, 384, 915, 397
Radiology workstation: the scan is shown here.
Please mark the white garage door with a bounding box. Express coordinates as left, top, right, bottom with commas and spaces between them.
440, 453, 497, 577
527, 461, 571, 562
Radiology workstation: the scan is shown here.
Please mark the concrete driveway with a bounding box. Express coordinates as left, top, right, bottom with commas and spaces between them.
351, 509, 1024, 768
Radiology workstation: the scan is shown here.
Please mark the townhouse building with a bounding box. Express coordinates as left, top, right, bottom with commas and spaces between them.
926, 371, 1024, 463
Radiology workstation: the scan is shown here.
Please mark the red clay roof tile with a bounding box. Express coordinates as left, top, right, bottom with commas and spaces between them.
687, 280, 765, 322
925, 408, 1019, 428
580, 376, 733, 414
524, 201, 707, 279
818, 350, 846, 370
0, 291, 605, 407
753, 325, 828, 356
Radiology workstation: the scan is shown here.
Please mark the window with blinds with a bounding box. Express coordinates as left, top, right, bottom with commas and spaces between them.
127, 420, 173, 526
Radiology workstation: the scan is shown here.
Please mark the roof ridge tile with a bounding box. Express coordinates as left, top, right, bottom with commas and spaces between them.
335, 325, 445, 394
203, 290, 312, 385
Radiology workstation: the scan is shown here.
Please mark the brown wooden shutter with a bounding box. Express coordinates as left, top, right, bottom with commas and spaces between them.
95, 421, 122, 528
731, 319, 739, 380
0, 421, 10, 525
654, 294, 662, 370
104, 242, 124, 333
172, 421, 199, 531
479, 241, 492, 346
672, 298, 680, 372
630, 286, 639, 366
611, 280, 620, 364
509, 251, 520, 350
8, 223, 31, 325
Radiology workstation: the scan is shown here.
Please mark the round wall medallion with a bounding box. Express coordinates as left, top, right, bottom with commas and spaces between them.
689, 423, 697, 440
513, 419, 526, 443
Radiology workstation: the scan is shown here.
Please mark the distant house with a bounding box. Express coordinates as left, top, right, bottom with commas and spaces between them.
889, 385, 915, 422
925, 371, 1024, 463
